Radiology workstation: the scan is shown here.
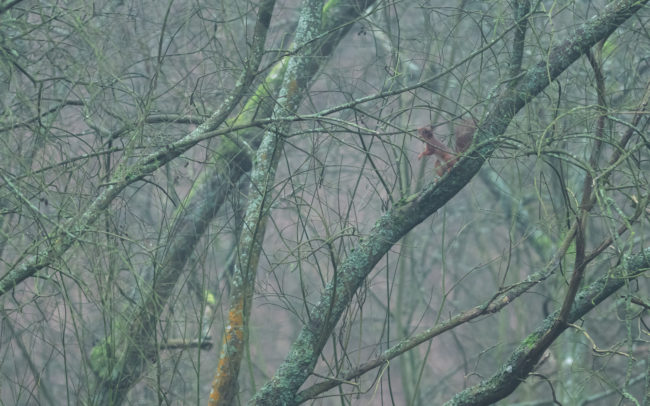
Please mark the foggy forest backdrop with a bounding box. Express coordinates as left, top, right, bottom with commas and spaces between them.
1, 0, 649, 404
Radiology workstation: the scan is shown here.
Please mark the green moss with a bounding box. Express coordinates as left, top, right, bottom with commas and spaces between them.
90, 338, 116, 380
89, 334, 127, 381
522, 330, 542, 348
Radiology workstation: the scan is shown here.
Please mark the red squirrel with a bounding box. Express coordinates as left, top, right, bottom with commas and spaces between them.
417, 119, 476, 175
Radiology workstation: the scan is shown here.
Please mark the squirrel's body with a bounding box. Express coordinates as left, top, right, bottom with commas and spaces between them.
417, 119, 476, 175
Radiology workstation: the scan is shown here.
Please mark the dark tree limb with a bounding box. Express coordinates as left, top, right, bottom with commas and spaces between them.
443, 248, 650, 406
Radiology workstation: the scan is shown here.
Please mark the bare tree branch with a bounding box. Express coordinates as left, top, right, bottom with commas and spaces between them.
444, 247, 650, 405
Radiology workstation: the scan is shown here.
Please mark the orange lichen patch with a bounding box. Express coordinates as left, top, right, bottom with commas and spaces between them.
226, 305, 245, 341
208, 297, 247, 405
208, 383, 222, 403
